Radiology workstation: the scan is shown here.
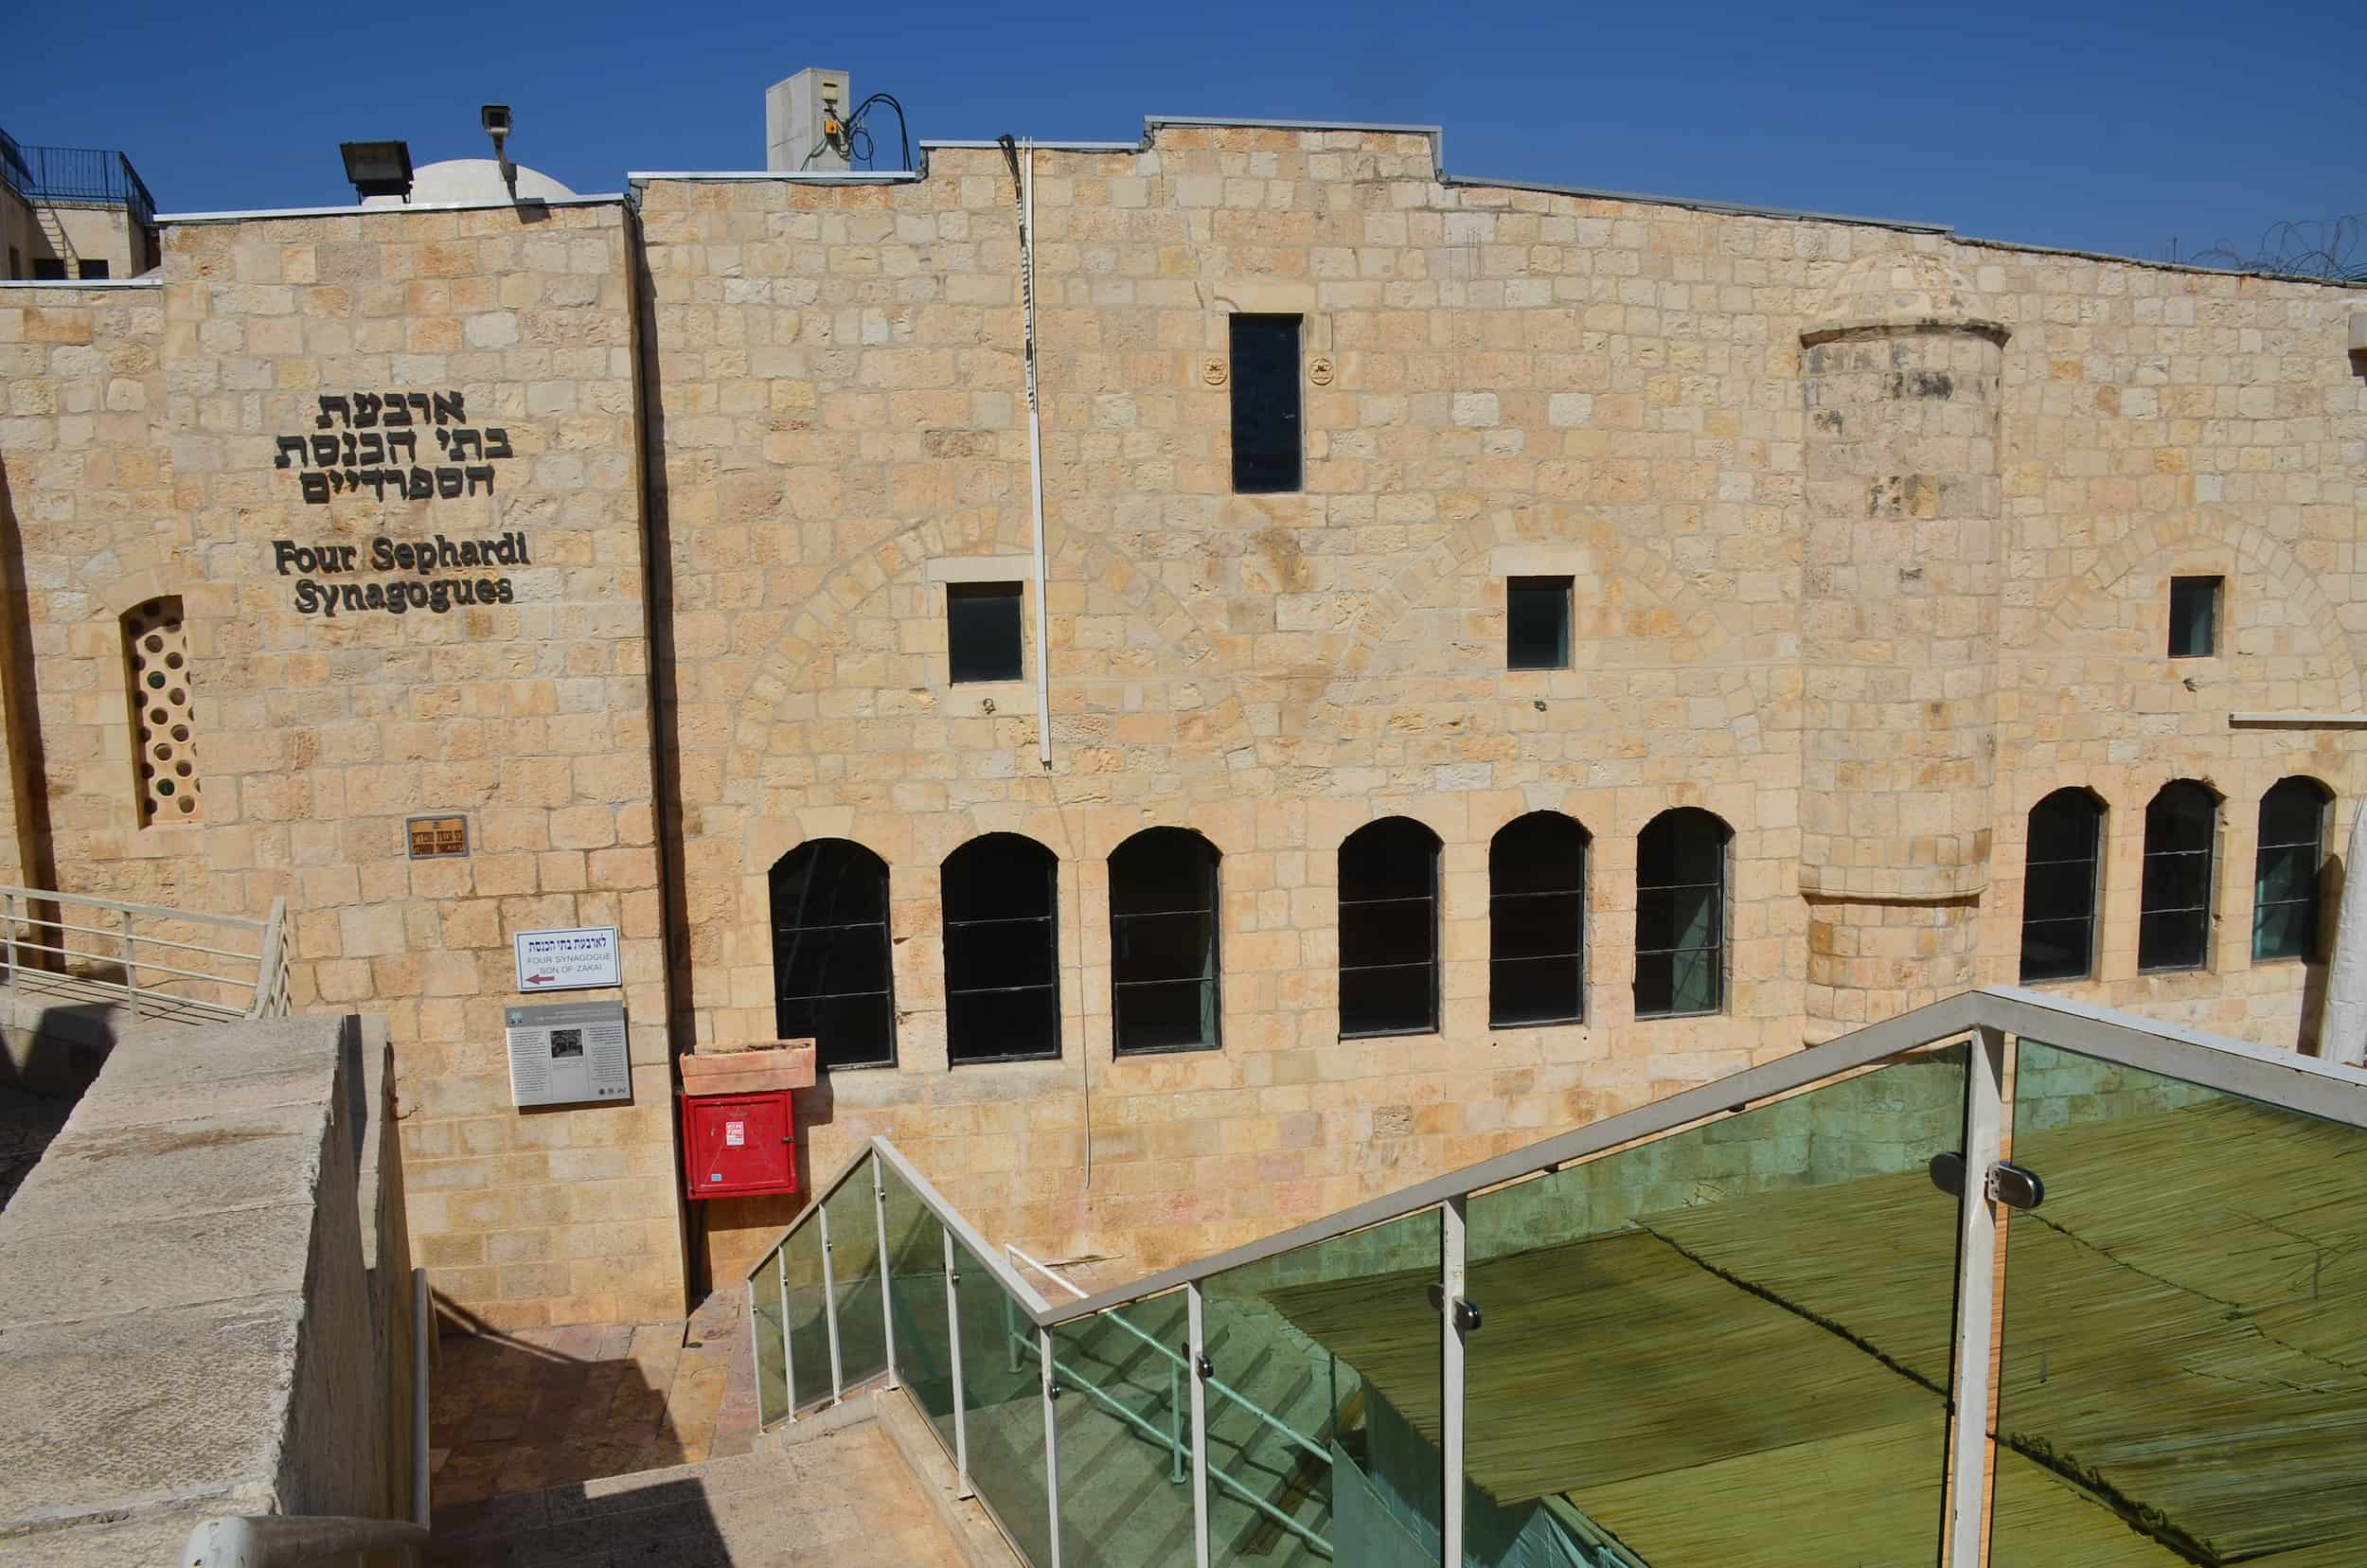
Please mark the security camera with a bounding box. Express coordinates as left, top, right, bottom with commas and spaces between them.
480, 104, 512, 139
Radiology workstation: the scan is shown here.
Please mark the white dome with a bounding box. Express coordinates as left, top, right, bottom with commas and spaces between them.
362, 157, 577, 207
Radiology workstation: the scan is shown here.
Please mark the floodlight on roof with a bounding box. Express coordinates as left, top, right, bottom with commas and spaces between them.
339, 140, 414, 203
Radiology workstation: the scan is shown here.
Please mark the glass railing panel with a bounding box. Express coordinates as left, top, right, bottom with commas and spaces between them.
783, 1208, 833, 1415
1463, 1046, 1970, 1568
880, 1162, 958, 1456
1989, 1039, 2367, 1564
752, 1248, 789, 1427
824, 1157, 888, 1388
951, 1235, 1054, 1563
1200, 1205, 1442, 1566
1051, 1289, 1196, 1566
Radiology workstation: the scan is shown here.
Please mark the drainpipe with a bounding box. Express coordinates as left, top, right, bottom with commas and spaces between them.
1004, 134, 1053, 768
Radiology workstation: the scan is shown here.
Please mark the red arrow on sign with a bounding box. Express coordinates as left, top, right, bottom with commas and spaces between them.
525, 972, 556, 985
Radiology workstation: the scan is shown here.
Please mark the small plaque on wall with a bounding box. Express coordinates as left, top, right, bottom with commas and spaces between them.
505, 1000, 631, 1108
407, 813, 469, 859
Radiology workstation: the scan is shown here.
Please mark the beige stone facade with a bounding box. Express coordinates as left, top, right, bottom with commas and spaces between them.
3, 118, 2363, 1327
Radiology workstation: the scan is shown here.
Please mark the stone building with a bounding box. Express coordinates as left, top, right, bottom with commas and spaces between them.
1, 101, 2361, 1331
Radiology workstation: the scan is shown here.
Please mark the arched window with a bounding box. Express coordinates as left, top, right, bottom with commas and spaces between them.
1109, 828, 1221, 1056
2019, 789, 2106, 984
1339, 817, 1440, 1039
942, 834, 1060, 1063
1489, 812, 1588, 1027
2140, 781, 2218, 972
770, 840, 896, 1070
2254, 777, 2332, 962
1635, 809, 1729, 1018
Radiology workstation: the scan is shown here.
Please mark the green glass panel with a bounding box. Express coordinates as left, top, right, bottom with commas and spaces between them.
1053, 1291, 1197, 1566
783, 1210, 832, 1414
1201, 1206, 1441, 1567
1462, 1049, 1968, 1568
825, 1160, 888, 1388
1990, 1040, 2367, 1564
881, 1164, 957, 1456
952, 1237, 1053, 1563
753, 1256, 788, 1427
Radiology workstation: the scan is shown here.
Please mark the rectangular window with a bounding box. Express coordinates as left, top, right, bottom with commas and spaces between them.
78, 259, 109, 280
7, 248, 20, 280
947, 581, 1023, 684
1229, 313, 1302, 494
1506, 577, 1573, 670
31, 258, 66, 281
2168, 576, 2220, 658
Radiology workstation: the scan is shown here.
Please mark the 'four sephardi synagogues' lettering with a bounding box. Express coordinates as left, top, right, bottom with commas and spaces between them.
269, 390, 532, 618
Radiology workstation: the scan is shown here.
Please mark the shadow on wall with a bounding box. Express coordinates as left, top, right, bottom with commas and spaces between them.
426, 1292, 753, 1511
0, 459, 58, 898
2300, 849, 2341, 1055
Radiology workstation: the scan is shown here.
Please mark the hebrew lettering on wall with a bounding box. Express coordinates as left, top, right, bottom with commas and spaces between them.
274, 390, 517, 506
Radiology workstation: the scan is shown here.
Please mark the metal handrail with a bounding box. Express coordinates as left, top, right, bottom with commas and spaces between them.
1008, 1243, 1329, 1464
0, 883, 290, 1021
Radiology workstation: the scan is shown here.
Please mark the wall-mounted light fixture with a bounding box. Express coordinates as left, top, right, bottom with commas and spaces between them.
338, 139, 414, 203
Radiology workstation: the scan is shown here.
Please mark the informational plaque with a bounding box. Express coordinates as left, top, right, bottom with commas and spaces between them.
513, 926, 621, 991
505, 1000, 631, 1108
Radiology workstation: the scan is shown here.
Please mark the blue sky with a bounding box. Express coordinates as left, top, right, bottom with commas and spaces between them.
11, 0, 2360, 263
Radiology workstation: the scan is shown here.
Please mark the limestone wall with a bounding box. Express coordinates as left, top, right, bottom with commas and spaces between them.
641, 124, 2364, 1283
0, 201, 684, 1328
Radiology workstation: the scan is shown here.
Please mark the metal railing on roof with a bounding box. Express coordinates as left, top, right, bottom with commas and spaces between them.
0, 125, 156, 228
744, 989, 2367, 1568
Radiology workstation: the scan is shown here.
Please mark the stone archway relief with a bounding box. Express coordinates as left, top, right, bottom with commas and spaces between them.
2029, 510, 2362, 709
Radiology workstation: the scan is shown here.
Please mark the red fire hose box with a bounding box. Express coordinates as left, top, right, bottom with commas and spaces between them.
679, 1041, 814, 1201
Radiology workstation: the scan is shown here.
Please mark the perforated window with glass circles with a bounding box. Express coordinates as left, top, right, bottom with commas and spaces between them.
124, 597, 199, 825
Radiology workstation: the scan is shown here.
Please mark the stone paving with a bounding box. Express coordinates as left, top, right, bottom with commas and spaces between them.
0, 1087, 76, 1212
431, 1292, 762, 1507
428, 1423, 969, 1567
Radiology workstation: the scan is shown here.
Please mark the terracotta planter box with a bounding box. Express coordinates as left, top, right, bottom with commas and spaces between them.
679, 1040, 816, 1095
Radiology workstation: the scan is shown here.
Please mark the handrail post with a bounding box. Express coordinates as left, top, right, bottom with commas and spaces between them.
4, 892, 17, 993
943, 1224, 971, 1498
1169, 1358, 1184, 1483
776, 1247, 795, 1418
874, 1152, 899, 1392
1040, 1325, 1062, 1568
121, 907, 139, 1021
1441, 1195, 1467, 1568
1187, 1283, 1211, 1568
818, 1203, 845, 1402
1945, 1025, 2008, 1567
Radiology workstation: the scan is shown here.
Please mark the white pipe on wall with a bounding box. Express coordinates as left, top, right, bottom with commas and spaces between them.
1020, 138, 1053, 768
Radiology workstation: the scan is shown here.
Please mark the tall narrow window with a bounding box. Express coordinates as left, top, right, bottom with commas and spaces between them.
2140, 780, 2218, 971
1339, 817, 1439, 1038
2019, 789, 2106, 983
1506, 578, 1574, 671
942, 834, 1059, 1063
2168, 576, 2221, 658
1489, 812, 1587, 1027
771, 839, 896, 1070
1109, 828, 1220, 1055
2253, 777, 2331, 962
1229, 312, 1302, 493
1635, 809, 1728, 1018
124, 597, 199, 825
